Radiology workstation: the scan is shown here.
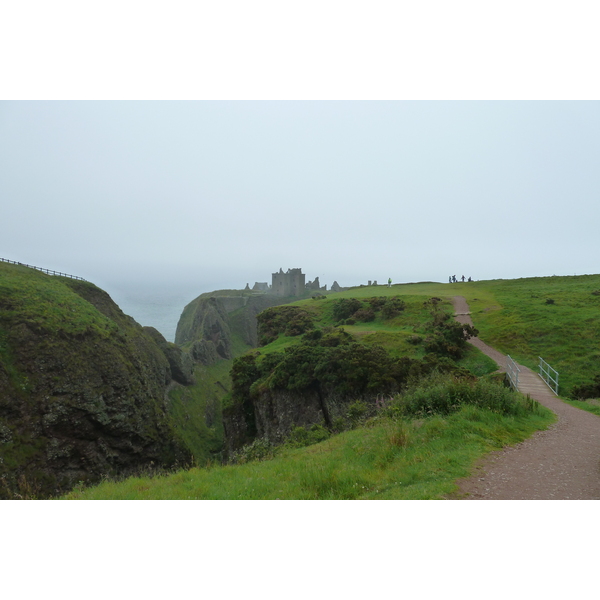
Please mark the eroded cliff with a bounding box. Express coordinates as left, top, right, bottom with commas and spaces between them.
0, 264, 193, 498
175, 291, 300, 364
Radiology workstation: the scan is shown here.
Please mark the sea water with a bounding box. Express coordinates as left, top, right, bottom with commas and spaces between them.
107, 284, 203, 343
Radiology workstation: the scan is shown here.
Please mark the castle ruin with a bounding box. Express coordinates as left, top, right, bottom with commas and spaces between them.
246, 268, 346, 297
271, 268, 305, 297
305, 276, 327, 292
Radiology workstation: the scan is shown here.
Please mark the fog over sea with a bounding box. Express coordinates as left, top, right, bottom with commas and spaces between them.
106, 282, 206, 343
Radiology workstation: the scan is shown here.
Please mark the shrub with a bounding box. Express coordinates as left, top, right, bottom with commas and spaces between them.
230, 353, 260, 403
230, 437, 277, 464
319, 328, 353, 347
285, 424, 330, 448
258, 332, 399, 398
346, 400, 370, 427
332, 298, 362, 322
381, 297, 406, 319
313, 343, 396, 396
303, 329, 323, 342
331, 416, 348, 433
423, 297, 443, 310
394, 375, 537, 418
423, 312, 478, 359
353, 308, 375, 322
257, 306, 314, 345
366, 297, 387, 310
571, 374, 600, 400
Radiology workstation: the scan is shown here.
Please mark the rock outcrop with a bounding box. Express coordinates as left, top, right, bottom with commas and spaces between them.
175, 292, 300, 361
143, 327, 195, 385
175, 296, 233, 361
223, 388, 330, 456
0, 264, 193, 499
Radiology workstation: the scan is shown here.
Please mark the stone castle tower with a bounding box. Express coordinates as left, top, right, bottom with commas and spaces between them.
271, 268, 306, 297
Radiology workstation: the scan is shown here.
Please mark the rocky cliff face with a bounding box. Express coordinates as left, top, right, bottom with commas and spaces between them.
175, 292, 299, 364
223, 388, 330, 456
171, 289, 336, 461
176, 296, 233, 363
0, 265, 193, 499
143, 326, 195, 385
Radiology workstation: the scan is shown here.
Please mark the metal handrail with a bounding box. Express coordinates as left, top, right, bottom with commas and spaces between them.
506, 355, 520, 391
0, 257, 86, 281
539, 357, 559, 395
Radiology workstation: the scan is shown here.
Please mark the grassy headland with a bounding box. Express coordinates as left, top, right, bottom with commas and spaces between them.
301, 275, 600, 395
64, 276, 583, 500
58, 273, 600, 499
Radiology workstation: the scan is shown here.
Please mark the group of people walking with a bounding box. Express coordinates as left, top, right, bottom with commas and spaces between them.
449, 275, 472, 283
384, 276, 473, 286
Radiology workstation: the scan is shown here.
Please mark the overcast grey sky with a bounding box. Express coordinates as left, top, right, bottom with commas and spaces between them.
2, 101, 600, 295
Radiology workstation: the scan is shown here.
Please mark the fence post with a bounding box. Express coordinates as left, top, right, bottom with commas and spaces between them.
0, 257, 85, 281
506, 355, 520, 391
538, 357, 559, 395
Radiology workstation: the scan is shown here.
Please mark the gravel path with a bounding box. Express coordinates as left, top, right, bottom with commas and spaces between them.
451, 296, 600, 500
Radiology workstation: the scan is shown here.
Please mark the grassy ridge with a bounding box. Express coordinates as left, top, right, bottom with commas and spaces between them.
259, 292, 496, 370
0, 263, 119, 339
316, 275, 600, 395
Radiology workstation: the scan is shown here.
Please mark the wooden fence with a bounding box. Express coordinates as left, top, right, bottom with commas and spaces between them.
0, 257, 86, 281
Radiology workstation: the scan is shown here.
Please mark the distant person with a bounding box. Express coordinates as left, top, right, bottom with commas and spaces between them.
449, 276, 452, 283
452, 275, 457, 283
468, 276, 472, 282
388, 278, 392, 287
461, 275, 465, 282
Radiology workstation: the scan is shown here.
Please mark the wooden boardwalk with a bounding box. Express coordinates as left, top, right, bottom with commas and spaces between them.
452, 296, 600, 500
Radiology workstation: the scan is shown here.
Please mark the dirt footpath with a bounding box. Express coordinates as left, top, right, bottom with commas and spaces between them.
451, 296, 600, 500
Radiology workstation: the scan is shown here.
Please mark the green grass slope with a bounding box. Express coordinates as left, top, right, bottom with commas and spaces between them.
62, 273, 600, 500
340, 275, 600, 396
302, 275, 600, 395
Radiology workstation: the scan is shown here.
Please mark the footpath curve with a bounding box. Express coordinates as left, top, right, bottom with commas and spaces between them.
452, 296, 600, 500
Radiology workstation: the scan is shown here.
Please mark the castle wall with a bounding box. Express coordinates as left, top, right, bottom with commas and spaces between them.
272, 268, 305, 297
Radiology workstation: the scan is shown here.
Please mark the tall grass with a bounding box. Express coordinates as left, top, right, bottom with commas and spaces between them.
64, 376, 553, 500
390, 375, 543, 418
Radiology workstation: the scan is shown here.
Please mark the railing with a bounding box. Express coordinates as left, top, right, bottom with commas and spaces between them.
0, 257, 86, 281
539, 357, 559, 395
506, 355, 520, 391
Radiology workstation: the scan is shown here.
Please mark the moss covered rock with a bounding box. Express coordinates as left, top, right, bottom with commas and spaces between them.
0, 263, 191, 498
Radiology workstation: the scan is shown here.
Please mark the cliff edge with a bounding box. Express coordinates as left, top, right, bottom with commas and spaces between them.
0, 263, 193, 498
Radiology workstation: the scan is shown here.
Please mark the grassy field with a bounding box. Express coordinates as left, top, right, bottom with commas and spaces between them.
463, 275, 600, 394
263, 291, 495, 366
62, 273, 600, 499
302, 275, 600, 395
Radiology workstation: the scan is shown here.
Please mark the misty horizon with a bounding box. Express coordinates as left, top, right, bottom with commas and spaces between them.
3, 101, 600, 309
